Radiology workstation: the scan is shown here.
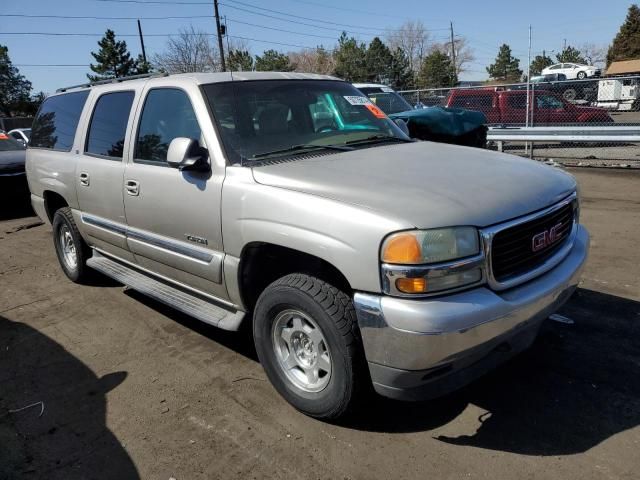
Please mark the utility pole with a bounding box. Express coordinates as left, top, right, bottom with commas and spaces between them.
563, 38, 567, 51
137, 19, 147, 64
214, 0, 226, 71
449, 21, 456, 77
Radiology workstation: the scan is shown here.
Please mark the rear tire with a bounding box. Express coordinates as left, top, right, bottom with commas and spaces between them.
253, 273, 365, 419
52, 207, 91, 283
563, 88, 577, 102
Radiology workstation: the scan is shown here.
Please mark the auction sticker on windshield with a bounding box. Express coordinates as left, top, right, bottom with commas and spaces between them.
364, 103, 387, 119
343, 95, 371, 105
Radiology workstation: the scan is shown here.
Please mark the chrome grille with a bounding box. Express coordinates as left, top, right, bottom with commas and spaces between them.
490, 201, 575, 283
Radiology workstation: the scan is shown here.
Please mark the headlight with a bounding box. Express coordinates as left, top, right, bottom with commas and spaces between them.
381, 227, 483, 295
382, 227, 480, 265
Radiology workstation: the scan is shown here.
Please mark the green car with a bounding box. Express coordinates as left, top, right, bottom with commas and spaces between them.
354, 83, 488, 148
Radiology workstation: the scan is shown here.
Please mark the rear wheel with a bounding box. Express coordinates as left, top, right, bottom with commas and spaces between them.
253, 273, 365, 419
52, 207, 91, 283
563, 88, 577, 102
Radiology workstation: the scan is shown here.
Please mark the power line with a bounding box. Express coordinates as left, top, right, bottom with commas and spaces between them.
3, 13, 213, 20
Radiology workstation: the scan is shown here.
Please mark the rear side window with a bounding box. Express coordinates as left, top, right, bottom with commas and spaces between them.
31, 90, 89, 151
451, 93, 492, 110
86, 91, 135, 158
507, 94, 527, 109
135, 88, 201, 163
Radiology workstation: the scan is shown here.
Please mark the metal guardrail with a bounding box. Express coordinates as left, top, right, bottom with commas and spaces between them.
488, 126, 640, 150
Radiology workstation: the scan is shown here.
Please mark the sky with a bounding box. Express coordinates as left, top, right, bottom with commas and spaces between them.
1, 0, 633, 94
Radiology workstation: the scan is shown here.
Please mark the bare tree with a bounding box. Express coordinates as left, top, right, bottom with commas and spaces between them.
428, 37, 474, 76
288, 47, 335, 75
452, 37, 475, 75
153, 26, 219, 73
385, 20, 431, 75
580, 43, 606, 67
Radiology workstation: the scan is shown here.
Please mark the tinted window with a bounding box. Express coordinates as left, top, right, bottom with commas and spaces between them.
508, 94, 527, 109
135, 89, 201, 163
450, 93, 493, 110
86, 91, 134, 158
31, 91, 89, 150
536, 95, 564, 109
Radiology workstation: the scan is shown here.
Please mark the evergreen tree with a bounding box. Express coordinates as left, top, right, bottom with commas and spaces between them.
417, 50, 457, 88
556, 46, 587, 64
255, 49, 294, 71
607, 4, 640, 65
88, 29, 137, 81
529, 54, 553, 76
486, 44, 522, 81
0, 44, 35, 116
389, 47, 413, 90
134, 54, 152, 75
364, 37, 393, 83
227, 49, 254, 71
332, 32, 368, 82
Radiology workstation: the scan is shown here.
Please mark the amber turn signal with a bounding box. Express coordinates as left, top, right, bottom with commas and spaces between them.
395, 277, 428, 293
382, 233, 421, 264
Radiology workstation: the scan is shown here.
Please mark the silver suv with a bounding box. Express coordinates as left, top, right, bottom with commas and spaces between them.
26, 72, 589, 419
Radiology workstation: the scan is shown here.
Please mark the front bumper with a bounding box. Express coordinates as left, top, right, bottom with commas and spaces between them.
354, 224, 589, 401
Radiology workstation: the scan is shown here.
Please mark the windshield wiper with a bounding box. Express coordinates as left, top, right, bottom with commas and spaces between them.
343, 135, 414, 146
251, 143, 353, 159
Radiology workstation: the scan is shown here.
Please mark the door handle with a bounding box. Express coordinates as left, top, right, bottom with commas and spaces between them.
125, 180, 140, 196
79, 172, 90, 186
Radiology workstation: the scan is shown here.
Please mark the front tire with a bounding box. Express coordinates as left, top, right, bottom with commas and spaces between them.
52, 207, 91, 283
576, 71, 587, 80
253, 274, 364, 419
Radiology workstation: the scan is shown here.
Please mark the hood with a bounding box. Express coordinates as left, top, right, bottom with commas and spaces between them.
251, 141, 576, 229
389, 106, 487, 137
0, 149, 26, 174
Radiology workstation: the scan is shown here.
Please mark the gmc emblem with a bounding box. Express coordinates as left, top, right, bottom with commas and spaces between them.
532, 223, 563, 252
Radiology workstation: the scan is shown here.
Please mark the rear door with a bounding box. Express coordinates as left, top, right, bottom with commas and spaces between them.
122, 84, 228, 299
75, 89, 138, 261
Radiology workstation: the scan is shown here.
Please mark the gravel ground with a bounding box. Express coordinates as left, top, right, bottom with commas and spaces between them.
1, 168, 639, 480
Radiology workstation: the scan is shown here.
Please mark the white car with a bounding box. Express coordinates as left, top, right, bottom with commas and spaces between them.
8, 128, 31, 146
541, 63, 601, 80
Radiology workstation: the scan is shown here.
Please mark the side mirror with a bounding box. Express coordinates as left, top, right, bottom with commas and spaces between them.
167, 137, 210, 172
394, 118, 410, 137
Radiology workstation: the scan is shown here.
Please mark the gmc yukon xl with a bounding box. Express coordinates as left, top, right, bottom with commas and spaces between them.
26, 72, 589, 419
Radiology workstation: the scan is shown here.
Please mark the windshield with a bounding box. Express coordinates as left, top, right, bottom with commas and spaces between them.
202, 80, 409, 163
357, 87, 413, 115
0, 133, 25, 151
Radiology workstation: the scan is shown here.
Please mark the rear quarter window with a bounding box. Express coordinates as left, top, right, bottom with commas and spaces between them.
31, 90, 90, 151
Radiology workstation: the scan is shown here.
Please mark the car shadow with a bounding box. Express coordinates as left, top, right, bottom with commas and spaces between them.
0, 316, 139, 479
117, 285, 639, 456
342, 288, 640, 455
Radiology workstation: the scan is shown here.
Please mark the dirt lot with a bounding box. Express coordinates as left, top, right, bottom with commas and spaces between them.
1, 168, 639, 480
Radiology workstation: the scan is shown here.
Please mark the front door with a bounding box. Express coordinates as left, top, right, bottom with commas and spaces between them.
75, 89, 137, 262
123, 86, 227, 300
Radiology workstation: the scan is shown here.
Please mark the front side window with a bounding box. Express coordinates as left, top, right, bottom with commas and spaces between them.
135, 88, 201, 163
202, 80, 407, 163
536, 95, 564, 109
31, 90, 90, 151
86, 91, 134, 158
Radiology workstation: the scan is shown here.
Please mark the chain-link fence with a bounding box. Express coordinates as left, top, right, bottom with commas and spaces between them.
398, 75, 640, 167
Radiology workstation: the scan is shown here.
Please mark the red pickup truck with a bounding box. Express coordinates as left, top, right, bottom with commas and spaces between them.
446, 89, 613, 124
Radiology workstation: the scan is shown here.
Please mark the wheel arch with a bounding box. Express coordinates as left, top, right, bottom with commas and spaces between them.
43, 190, 70, 223
237, 242, 353, 313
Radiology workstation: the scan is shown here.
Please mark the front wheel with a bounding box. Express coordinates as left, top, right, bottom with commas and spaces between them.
576, 71, 587, 80
253, 274, 365, 419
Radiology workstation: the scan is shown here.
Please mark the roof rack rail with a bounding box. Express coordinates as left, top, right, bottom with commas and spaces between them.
56, 72, 169, 93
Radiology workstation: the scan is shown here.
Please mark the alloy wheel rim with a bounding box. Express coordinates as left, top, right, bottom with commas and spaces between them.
271, 309, 332, 393
59, 224, 78, 270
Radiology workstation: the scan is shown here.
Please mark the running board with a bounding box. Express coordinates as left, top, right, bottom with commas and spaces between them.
86, 251, 245, 331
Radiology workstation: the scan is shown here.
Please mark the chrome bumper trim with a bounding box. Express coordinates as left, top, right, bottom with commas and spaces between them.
355, 225, 589, 391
